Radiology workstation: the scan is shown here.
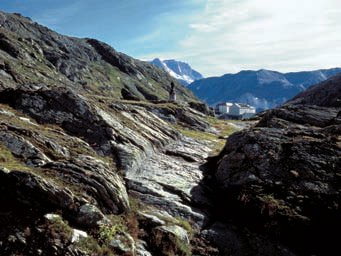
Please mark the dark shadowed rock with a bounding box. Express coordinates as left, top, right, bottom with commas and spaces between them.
201, 222, 295, 256
0, 167, 76, 212
212, 78, 341, 255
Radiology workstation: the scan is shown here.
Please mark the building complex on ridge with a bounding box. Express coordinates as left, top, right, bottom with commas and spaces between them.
215, 102, 256, 119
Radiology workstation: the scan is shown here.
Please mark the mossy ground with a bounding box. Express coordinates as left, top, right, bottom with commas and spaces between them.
175, 116, 239, 156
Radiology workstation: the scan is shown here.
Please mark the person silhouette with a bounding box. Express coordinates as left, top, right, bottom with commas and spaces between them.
169, 82, 176, 102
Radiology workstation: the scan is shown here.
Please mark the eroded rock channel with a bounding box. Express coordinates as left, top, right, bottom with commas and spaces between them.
126, 136, 212, 226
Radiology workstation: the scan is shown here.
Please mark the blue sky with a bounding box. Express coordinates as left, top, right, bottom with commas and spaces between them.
1, 0, 341, 76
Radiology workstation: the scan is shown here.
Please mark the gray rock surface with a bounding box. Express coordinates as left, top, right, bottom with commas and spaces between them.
126, 136, 212, 226
156, 225, 190, 244
136, 240, 152, 256
109, 232, 136, 254
151, 224, 190, 256
0, 131, 50, 166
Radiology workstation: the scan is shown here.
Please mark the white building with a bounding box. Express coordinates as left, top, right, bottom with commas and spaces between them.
215, 102, 233, 114
229, 103, 256, 119
215, 102, 256, 119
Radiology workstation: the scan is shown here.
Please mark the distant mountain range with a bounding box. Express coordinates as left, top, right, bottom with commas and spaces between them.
188, 68, 341, 111
150, 58, 203, 86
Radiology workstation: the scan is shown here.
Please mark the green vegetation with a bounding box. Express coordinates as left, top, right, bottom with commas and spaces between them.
125, 197, 142, 239
175, 125, 217, 141
75, 236, 114, 256
174, 217, 193, 239
205, 116, 237, 137
257, 194, 292, 217
0, 144, 31, 171
119, 99, 180, 110
84, 62, 124, 99
174, 237, 192, 256
97, 197, 142, 245
98, 219, 126, 245
174, 116, 238, 156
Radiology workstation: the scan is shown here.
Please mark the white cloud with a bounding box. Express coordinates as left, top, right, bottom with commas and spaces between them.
142, 0, 341, 76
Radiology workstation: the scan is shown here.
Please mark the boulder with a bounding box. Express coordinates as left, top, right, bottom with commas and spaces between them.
138, 211, 166, 226
76, 204, 109, 228
71, 229, 88, 243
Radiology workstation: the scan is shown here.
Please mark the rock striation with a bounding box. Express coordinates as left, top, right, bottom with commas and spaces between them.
0, 10, 217, 256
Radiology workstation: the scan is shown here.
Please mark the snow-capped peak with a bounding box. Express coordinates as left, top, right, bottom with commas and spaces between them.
150, 58, 203, 86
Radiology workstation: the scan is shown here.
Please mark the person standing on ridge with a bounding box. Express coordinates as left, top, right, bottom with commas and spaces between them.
169, 82, 176, 102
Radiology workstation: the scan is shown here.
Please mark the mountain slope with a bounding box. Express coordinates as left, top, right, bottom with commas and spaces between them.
188, 68, 341, 110
150, 58, 204, 86
0, 11, 196, 102
288, 72, 341, 107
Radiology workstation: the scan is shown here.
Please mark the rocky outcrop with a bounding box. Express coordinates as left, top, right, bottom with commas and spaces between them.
0, 212, 89, 256
0, 167, 76, 212
0, 82, 216, 255
0, 131, 51, 166
0, 86, 180, 170
122, 100, 213, 131
212, 79, 341, 255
